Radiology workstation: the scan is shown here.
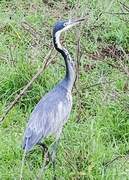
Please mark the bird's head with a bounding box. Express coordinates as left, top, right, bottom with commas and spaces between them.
53, 18, 85, 49
53, 18, 85, 34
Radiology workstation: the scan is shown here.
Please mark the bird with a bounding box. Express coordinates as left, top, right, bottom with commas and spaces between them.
22, 17, 85, 168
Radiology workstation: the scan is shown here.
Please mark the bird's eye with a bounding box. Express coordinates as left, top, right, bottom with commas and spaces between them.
64, 23, 67, 27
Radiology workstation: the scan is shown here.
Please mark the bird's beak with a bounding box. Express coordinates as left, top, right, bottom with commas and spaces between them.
68, 17, 85, 27
71, 17, 85, 24
63, 17, 85, 31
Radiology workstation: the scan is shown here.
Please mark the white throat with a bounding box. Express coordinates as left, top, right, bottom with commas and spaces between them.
54, 22, 74, 50
55, 30, 62, 50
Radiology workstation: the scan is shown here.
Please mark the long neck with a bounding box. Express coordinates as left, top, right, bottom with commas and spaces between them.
53, 36, 75, 90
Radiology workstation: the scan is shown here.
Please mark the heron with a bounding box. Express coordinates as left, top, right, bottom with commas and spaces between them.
22, 17, 85, 175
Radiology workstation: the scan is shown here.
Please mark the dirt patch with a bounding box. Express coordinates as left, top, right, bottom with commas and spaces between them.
87, 44, 129, 61
83, 64, 96, 72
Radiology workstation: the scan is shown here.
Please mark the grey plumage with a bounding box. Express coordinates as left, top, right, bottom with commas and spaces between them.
22, 18, 85, 152
23, 78, 72, 151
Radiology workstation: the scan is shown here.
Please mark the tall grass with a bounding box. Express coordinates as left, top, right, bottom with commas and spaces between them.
0, 0, 129, 179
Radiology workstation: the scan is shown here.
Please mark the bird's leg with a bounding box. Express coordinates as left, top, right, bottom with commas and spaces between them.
37, 139, 60, 179
36, 143, 50, 179
49, 138, 60, 180
38, 143, 49, 164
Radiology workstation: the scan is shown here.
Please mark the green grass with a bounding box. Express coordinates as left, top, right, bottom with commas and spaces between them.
0, 0, 129, 179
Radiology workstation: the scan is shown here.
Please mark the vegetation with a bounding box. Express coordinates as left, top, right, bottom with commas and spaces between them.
0, 0, 129, 179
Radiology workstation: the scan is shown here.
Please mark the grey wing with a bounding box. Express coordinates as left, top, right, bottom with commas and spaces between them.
22, 110, 49, 151
22, 87, 72, 152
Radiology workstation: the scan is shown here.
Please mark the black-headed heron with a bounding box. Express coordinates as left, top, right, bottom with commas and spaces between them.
22, 17, 85, 177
